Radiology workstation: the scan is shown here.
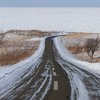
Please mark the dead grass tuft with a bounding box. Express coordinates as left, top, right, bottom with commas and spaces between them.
67, 44, 85, 54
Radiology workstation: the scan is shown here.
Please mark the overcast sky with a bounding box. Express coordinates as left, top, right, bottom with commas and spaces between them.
0, 0, 100, 7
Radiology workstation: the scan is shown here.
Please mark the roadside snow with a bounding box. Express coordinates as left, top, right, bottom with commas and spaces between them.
26, 37, 44, 41
54, 37, 100, 75
50, 32, 70, 36
0, 37, 45, 83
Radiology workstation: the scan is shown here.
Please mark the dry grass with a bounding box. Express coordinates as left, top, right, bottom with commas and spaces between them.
61, 32, 100, 39
75, 51, 100, 63
67, 44, 85, 54
4, 30, 61, 37
0, 29, 62, 66
0, 30, 43, 66
62, 32, 100, 63
0, 39, 39, 66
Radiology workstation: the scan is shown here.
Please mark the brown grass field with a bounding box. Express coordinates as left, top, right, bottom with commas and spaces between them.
61, 32, 100, 63
0, 30, 59, 66
61, 32, 100, 39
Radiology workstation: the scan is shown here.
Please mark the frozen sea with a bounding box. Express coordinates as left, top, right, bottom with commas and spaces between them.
0, 7, 100, 33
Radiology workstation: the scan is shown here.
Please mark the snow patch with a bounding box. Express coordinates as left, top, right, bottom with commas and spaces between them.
26, 37, 44, 41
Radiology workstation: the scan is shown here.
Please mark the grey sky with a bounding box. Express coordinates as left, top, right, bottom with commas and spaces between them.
0, 0, 100, 7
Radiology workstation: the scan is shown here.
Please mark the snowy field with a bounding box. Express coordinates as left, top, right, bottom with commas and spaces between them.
0, 7, 100, 33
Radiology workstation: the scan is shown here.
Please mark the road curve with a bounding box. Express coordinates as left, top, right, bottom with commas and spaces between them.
53, 37, 100, 100
0, 37, 71, 100
0, 36, 100, 100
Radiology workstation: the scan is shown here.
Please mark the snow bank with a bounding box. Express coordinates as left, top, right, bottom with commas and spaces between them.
0, 37, 45, 80
26, 37, 44, 41
54, 37, 100, 76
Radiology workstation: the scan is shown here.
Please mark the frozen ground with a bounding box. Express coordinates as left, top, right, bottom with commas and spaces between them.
0, 7, 100, 33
